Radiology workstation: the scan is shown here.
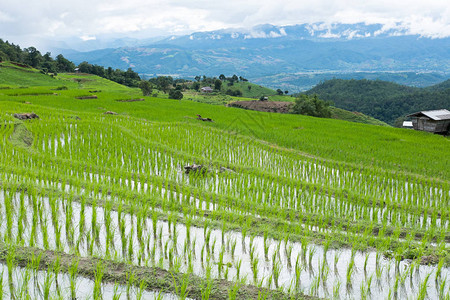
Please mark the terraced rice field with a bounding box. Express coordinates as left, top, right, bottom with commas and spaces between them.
0, 70, 449, 299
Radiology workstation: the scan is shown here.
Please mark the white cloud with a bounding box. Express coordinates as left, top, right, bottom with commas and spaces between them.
0, 10, 13, 22
0, 0, 449, 48
80, 35, 96, 41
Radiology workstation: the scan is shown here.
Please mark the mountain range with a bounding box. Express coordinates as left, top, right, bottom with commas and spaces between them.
55, 23, 450, 91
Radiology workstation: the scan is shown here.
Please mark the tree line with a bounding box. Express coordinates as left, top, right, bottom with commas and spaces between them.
0, 39, 140, 87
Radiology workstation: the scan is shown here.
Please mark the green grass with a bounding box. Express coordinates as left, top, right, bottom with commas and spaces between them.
0, 62, 63, 87
330, 107, 390, 126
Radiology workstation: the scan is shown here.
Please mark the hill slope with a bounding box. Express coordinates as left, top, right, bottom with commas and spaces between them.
304, 79, 450, 124
1, 63, 448, 179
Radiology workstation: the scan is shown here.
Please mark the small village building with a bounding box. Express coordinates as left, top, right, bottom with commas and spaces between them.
201, 86, 213, 93
406, 109, 450, 134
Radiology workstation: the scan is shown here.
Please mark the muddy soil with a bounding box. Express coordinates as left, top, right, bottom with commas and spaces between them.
229, 101, 293, 113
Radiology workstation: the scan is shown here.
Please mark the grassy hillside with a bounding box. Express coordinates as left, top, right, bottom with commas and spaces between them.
304, 78, 450, 124
1, 64, 447, 179
329, 107, 389, 126
1, 65, 449, 299
0, 62, 67, 87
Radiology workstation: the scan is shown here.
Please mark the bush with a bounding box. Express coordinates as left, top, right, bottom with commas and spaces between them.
169, 89, 183, 100
292, 94, 332, 118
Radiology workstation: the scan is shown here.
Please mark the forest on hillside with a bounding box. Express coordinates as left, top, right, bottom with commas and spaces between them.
0, 39, 140, 87
304, 79, 450, 125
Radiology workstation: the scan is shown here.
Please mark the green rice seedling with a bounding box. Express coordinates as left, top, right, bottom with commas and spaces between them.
272, 259, 281, 288
69, 259, 79, 300
127, 227, 134, 262
363, 252, 370, 274
205, 228, 212, 250
235, 259, 242, 280
286, 242, 293, 269
155, 289, 164, 300
334, 251, 341, 273
417, 272, 432, 300
88, 231, 95, 256
218, 246, 225, 277
228, 281, 241, 300
164, 240, 170, 260
53, 256, 62, 298
18, 265, 31, 299
366, 274, 373, 295
211, 237, 217, 256
251, 256, 259, 284
346, 258, 355, 287
112, 282, 122, 300
439, 275, 447, 299
136, 280, 147, 300
294, 254, 302, 289
301, 238, 307, 263
333, 279, 341, 299
308, 246, 316, 270
158, 226, 163, 250
435, 258, 444, 281
172, 272, 190, 300
249, 244, 256, 263
310, 274, 320, 296
0, 270, 3, 300
205, 256, 212, 280
42, 266, 54, 300
41, 213, 50, 250
263, 237, 270, 261
359, 281, 368, 300
200, 278, 213, 300
258, 288, 269, 300
126, 271, 135, 299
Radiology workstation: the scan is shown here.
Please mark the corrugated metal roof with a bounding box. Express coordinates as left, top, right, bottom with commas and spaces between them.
407, 109, 450, 120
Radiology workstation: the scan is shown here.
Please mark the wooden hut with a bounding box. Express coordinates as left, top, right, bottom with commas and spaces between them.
201, 87, 213, 93
406, 109, 450, 134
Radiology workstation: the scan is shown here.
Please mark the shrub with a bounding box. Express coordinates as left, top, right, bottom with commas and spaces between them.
292, 94, 332, 118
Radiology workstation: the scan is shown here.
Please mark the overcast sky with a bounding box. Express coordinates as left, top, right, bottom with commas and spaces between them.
1, 0, 450, 48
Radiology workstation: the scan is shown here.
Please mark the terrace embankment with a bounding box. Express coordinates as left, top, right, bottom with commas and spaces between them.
0, 244, 312, 300
229, 101, 292, 113
9, 123, 33, 147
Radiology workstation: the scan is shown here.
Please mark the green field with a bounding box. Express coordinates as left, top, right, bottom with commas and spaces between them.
0, 64, 449, 299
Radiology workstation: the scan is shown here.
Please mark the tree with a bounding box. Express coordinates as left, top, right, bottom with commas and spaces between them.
169, 89, 183, 100
284, 90, 289, 95
292, 94, 332, 118
219, 74, 226, 81
276, 89, 283, 95
138, 81, 153, 96
56, 54, 75, 72
78, 61, 93, 73
214, 79, 222, 91
41, 52, 57, 73
192, 82, 200, 91
156, 76, 172, 93
24, 47, 43, 68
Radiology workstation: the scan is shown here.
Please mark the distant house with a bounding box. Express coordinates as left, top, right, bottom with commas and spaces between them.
74, 68, 80, 73
201, 87, 213, 93
406, 109, 450, 134
402, 121, 413, 129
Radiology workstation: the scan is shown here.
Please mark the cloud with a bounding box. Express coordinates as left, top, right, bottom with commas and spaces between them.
0, 0, 449, 48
